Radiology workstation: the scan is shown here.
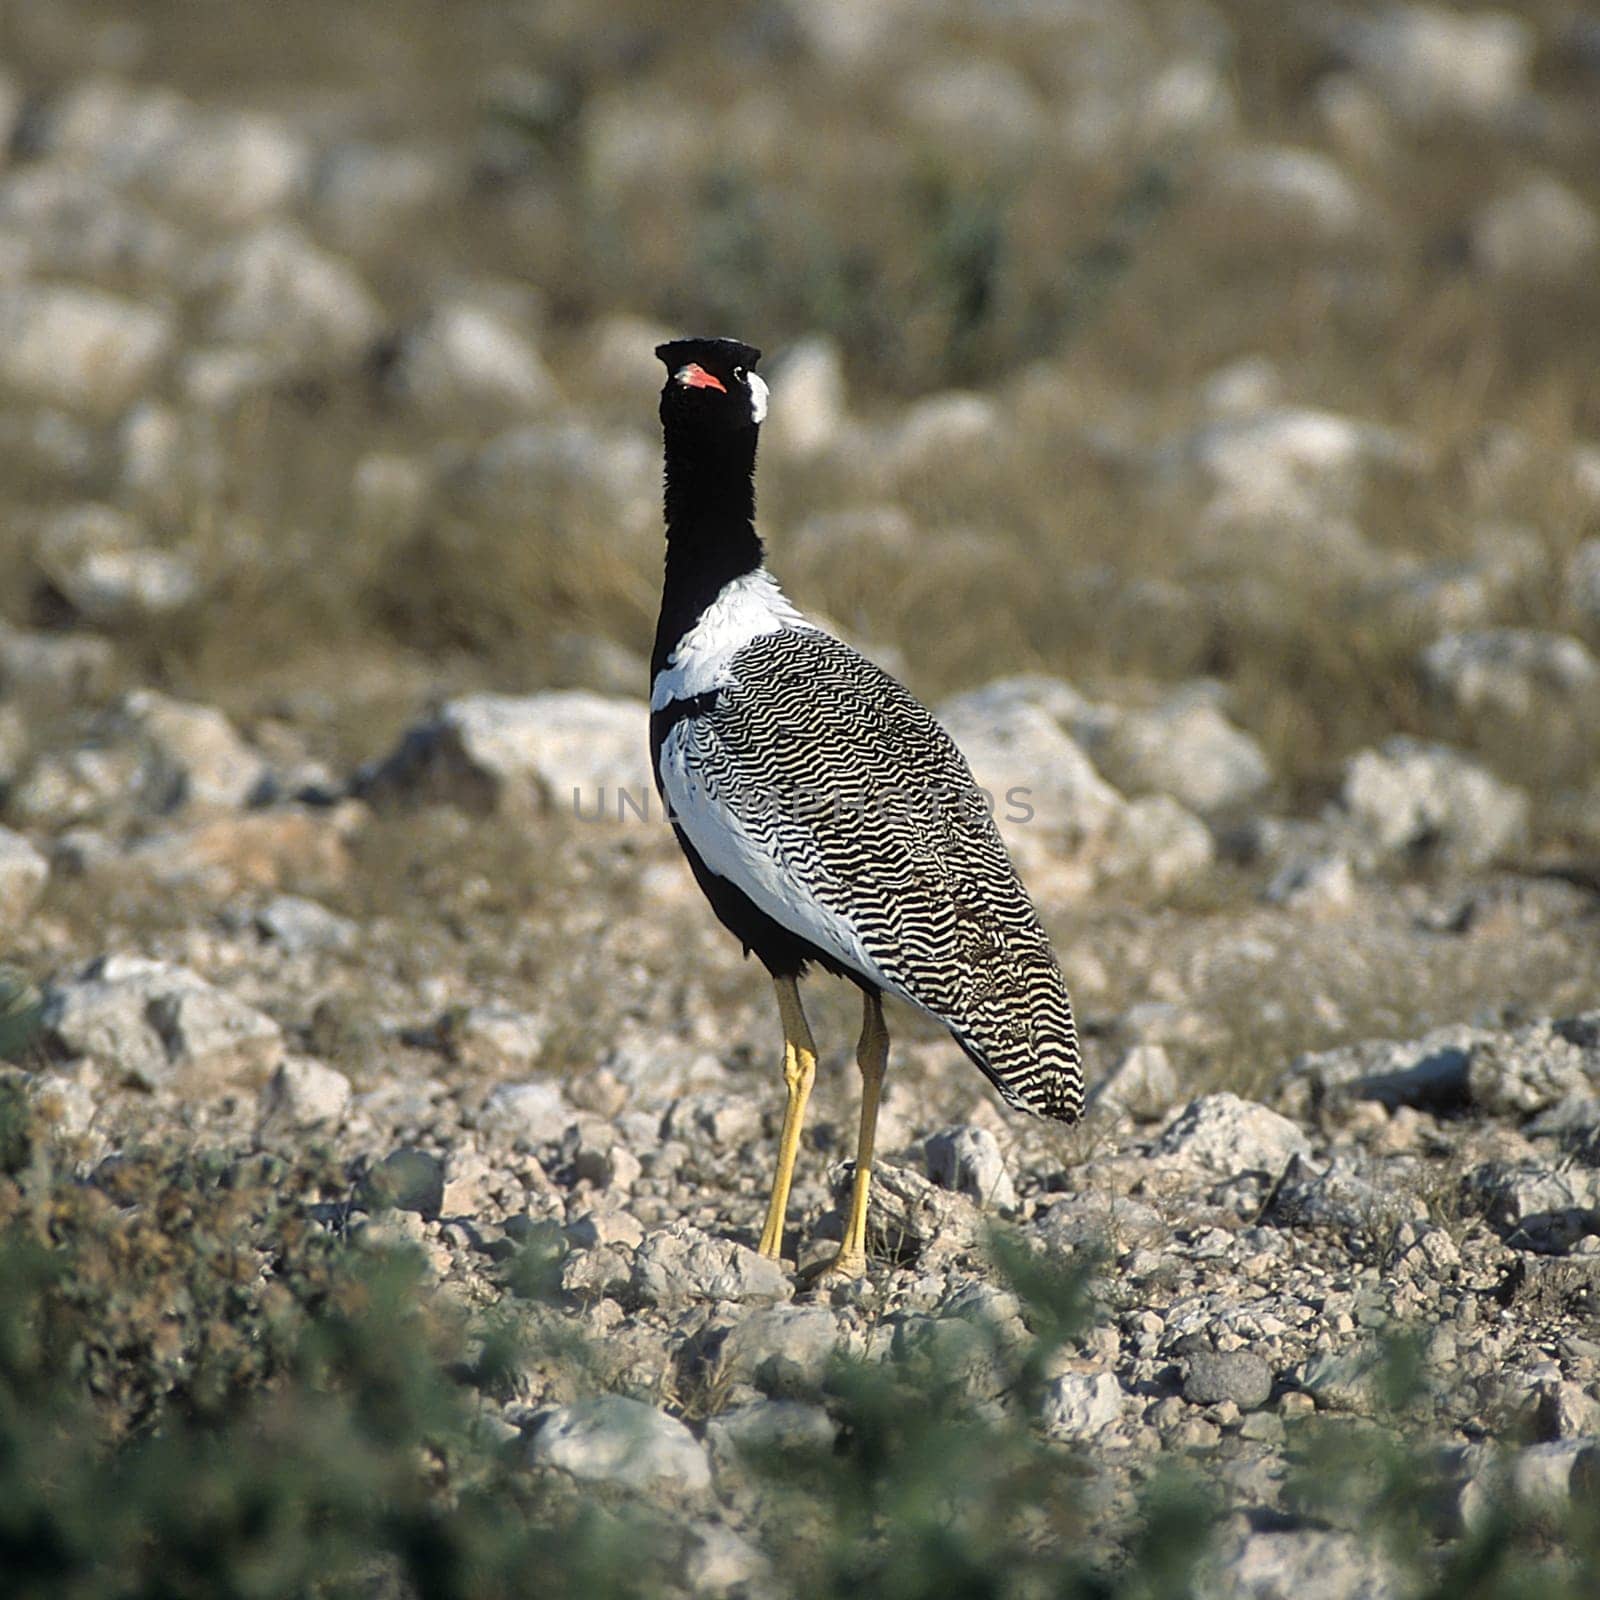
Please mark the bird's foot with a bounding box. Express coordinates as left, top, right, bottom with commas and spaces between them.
800, 1245, 868, 1285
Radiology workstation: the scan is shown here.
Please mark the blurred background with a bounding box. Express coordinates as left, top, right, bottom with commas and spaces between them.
1, 0, 1597, 840
4, 12, 1600, 1593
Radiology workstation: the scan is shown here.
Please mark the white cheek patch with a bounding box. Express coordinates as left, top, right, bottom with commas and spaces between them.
747, 370, 768, 424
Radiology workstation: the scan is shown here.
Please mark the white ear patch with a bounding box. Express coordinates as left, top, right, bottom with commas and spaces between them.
747, 370, 769, 424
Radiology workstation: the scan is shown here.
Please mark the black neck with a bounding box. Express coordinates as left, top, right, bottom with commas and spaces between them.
652, 425, 764, 676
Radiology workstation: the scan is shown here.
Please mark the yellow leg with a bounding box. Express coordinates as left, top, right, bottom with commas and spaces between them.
819, 991, 888, 1280
756, 975, 817, 1261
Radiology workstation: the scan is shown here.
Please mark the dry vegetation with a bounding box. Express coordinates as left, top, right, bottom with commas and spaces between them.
2, 0, 1598, 820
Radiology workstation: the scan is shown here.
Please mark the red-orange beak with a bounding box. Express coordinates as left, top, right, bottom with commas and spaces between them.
675, 363, 726, 393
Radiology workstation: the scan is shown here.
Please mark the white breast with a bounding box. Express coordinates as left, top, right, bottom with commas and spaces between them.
649, 567, 815, 711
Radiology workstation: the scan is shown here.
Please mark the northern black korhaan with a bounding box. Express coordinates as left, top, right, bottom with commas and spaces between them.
649, 337, 1082, 1278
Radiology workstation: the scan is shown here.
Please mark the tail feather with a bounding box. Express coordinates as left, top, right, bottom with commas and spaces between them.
945, 1001, 1084, 1124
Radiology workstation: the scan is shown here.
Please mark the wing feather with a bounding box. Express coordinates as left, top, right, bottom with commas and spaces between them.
660, 629, 1082, 1119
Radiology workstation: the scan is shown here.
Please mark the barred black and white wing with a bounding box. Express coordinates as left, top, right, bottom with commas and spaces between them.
655, 628, 1083, 1121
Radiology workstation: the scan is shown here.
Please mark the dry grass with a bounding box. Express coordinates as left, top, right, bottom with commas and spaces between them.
3, 1, 1596, 831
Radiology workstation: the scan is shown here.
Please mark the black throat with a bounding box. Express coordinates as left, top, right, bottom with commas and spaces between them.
651, 422, 764, 679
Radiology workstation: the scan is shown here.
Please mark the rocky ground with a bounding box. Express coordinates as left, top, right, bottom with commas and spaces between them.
3, 2, 1600, 1596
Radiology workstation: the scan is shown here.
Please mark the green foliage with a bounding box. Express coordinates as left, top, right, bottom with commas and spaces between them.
5, 1092, 1600, 1599
1280, 1329, 1600, 1600
986, 1224, 1103, 1404
0, 966, 44, 1064
0, 1108, 645, 1600
739, 1246, 1216, 1600
0, 1076, 33, 1175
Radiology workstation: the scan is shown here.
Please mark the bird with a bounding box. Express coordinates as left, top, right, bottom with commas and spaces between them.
648, 336, 1083, 1279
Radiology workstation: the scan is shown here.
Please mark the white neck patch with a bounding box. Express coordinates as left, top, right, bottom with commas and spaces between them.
651, 566, 812, 709
747, 370, 769, 425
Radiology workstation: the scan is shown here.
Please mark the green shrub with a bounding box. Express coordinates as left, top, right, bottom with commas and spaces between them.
4, 1096, 1600, 1598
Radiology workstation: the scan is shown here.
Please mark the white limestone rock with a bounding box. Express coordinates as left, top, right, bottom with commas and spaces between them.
41, 81, 308, 225
0, 623, 114, 704
441, 1004, 548, 1073
898, 58, 1046, 155
255, 895, 357, 955
584, 313, 678, 403
1471, 1163, 1600, 1255
1419, 628, 1600, 719
362, 691, 652, 819
924, 1124, 1018, 1211
33, 504, 199, 627
1566, 539, 1600, 631
937, 695, 1123, 865
1098, 795, 1216, 894
1162, 407, 1422, 515
385, 301, 556, 419
1155, 1093, 1310, 1177
1265, 1151, 1425, 1233
1089, 1044, 1180, 1121
827, 1159, 984, 1264
528, 1395, 711, 1495
717, 1305, 849, 1394
1041, 1372, 1128, 1441
0, 285, 172, 415
147, 110, 311, 226
195, 223, 381, 361
1341, 5, 1534, 127
6, 745, 142, 830
259, 1057, 353, 1133
1205, 146, 1375, 240
1339, 737, 1528, 868
1465, 1021, 1600, 1117
0, 827, 49, 930
0, 167, 182, 290
1203, 1527, 1402, 1600
1472, 176, 1600, 283
1084, 691, 1272, 815
117, 690, 271, 814
42, 955, 284, 1091
763, 337, 846, 460
480, 1081, 575, 1147
629, 1223, 792, 1309
1278, 1023, 1484, 1118
312, 141, 449, 252
451, 421, 657, 546
887, 393, 1002, 479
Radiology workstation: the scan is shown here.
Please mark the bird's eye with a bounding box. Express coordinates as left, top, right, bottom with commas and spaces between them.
733, 367, 745, 382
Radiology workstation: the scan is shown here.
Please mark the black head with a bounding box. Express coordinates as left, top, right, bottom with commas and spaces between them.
656, 337, 766, 436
